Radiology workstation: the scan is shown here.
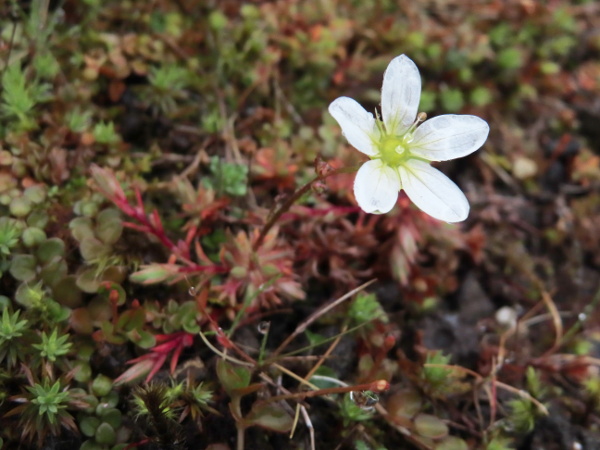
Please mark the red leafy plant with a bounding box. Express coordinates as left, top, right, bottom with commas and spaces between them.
90, 165, 227, 286
115, 331, 195, 384
215, 227, 305, 314
171, 175, 230, 237
290, 206, 378, 288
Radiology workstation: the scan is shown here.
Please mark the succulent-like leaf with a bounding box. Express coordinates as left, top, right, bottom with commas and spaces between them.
216, 359, 251, 395
414, 413, 449, 439
9, 254, 37, 282
243, 401, 293, 433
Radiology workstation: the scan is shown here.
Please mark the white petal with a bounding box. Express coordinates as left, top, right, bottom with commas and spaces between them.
411, 115, 489, 161
381, 55, 421, 135
354, 159, 401, 214
329, 97, 379, 156
399, 159, 469, 222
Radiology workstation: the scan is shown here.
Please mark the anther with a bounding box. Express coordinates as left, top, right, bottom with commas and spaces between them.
405, 112, 427, 136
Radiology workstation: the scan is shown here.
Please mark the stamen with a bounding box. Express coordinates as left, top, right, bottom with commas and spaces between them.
374, 108, 385, 134
405, 112, 427, 136
374, 108, 381, 121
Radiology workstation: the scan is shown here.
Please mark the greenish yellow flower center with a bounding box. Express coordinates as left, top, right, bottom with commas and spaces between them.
378, 134, 412, 166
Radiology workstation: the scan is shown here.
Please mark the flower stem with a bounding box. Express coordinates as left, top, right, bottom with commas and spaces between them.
252, 165, 358, 252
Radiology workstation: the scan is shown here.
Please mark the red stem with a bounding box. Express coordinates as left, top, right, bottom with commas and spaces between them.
252, 166, 357, 252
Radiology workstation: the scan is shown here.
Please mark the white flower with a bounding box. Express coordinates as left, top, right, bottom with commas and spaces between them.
329, 54, 489, 222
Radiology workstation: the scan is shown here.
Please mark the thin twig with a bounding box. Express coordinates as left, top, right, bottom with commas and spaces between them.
261, 379, 389, 405
267, 279, 376, 361
271, 363, 319, 391
299, 404, 315, 450
303, 324, 347, 381
197, 331, 254, 368
424, 363, 549, 416
539, 288, 563, 356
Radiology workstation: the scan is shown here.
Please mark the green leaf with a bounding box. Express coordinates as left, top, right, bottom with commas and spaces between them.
206, 157, 248, 197
507, 397, 538, 432
36, 238, 66, 264
93, 121, 120, 145
525, 366, 547, 399
79, 236, 111, 261
485, 435, 515, 450
149, 65, 190, 91
1, 64, 35, 117
118, 308, 145, 331
349, 292, 386, 324
440, 88, 464, 112
99, 407, 122, 428
387, 389, 423, 419
305, 329, 328, 347
39, 257, 68, 287
497, 48, 523, 70
65, 108, 93, 133
96, 209, 123, 245
414, 413, 449, 439
95, 422, 116, 445
216, 359, 251, 395
69, 217, 95, 242
79, 416, 101, 437
308, 366, 339, 390
52, 275, 83, 308
340, 392, 376, 423
76, 267, 103, 293
92, 374, 113, 397
436, 436, 469, 450
470, 86, 493, 107
244, 401, 293, 433
22, 227, 47, 247
9, 254, 37, 282
15, 281, 45, 307
128, 329, 156, 349
129, 264, 177, 285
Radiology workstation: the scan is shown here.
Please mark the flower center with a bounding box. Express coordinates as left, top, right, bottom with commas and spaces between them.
378, 134, 411, 166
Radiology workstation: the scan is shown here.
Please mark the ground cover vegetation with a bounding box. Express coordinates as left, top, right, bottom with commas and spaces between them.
1, 0, 600, 449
